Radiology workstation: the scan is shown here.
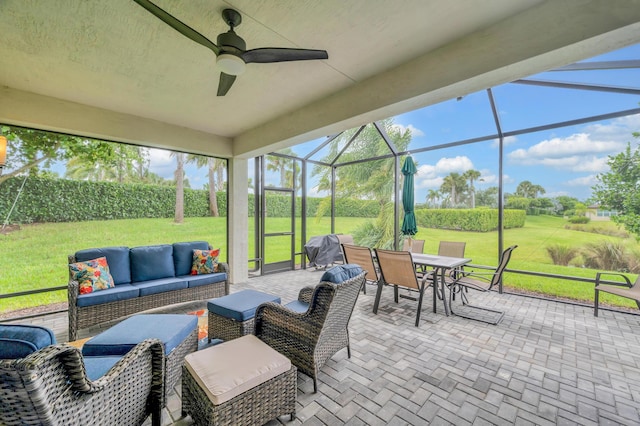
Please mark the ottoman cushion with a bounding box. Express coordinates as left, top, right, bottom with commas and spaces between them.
83, 355, 122, 381
0, 324, 56, 359
207, 290, 280, 322
184, 334, 291, 405
82, 314, 197, 356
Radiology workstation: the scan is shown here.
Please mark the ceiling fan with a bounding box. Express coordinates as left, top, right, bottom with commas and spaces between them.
133, 0, 329, 96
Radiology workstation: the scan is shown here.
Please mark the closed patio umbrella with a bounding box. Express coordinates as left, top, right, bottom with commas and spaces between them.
401, 156, 417, 244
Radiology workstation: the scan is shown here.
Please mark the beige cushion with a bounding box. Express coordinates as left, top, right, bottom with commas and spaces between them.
184, 334, 291, 405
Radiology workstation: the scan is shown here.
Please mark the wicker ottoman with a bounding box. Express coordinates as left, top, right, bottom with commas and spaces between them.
182, 334, 297, 425
82, 314, 198, 402
207, 289, 280, 342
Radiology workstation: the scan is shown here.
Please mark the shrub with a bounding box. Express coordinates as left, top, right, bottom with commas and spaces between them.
545, 244, 579, 266
582, 240, 635, 272
568, 216, 590, 224
415, 208, 525, 232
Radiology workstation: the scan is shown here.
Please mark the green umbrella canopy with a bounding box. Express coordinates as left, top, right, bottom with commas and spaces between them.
401, 156, 417, 236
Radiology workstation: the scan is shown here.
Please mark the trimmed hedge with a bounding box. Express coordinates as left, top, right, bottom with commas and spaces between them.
415, 208, 525, 232
0, 176, 380, 223
0, 176, 223, 223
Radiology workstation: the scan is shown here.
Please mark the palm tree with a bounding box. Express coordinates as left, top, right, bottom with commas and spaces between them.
426, 189, 441, 208
440, 173, 467, 207
266, 149, 296, 188
463, 169, 482, 208
173, 152, 185, 224
187, 155, 226, 216
516, 180, 546, 198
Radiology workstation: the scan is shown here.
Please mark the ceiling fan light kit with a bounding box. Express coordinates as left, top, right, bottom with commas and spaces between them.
133, 0, 328, 96
216, 54, 246, 75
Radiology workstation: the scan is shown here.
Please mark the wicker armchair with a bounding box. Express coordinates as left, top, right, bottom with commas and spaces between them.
0, 339, 165, 426
254, 270, 366, 393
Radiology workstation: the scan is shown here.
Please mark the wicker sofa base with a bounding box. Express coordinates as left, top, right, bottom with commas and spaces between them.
208, 313, 254, 342
69, 281, 227, 341
182, 364, 297, 425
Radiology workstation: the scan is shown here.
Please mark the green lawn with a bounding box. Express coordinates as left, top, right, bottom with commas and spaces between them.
1, 215, 638, 313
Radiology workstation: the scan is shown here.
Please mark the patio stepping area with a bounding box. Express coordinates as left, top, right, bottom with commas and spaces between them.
7, 268, 640, 425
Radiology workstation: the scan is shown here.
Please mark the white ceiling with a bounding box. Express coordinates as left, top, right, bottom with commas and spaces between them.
1, 0, 640, 158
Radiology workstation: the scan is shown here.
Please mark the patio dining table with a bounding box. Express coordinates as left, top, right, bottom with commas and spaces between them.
411, 253, 471, 317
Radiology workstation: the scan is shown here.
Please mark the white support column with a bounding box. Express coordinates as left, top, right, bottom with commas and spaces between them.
228, 157, 249, 285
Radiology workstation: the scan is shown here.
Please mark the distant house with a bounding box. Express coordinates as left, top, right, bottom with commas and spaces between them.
586, 204, 619, 221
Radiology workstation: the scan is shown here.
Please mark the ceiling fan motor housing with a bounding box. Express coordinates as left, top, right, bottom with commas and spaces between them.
217, 31, 246, 55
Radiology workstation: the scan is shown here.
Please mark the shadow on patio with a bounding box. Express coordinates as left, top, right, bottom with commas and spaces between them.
9, 268, 640, 425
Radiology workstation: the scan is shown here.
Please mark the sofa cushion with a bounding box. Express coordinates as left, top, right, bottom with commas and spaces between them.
0, 324, 56, 359
173, 241, 210, 277
76, 284, 140, 308
69, 257, 115, 294
131, 277, 188, 297
83, 355, 122, 381
320, 264, 363, 284
186, 272, 227, 288
130, 244, 175, 282
207, 290, 281, 322
75, 246, 131, 285
82, 314, 198, 356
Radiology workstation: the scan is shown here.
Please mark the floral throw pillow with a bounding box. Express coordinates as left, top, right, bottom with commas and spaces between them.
191, 249, 220, 275
69, 257, 115, 295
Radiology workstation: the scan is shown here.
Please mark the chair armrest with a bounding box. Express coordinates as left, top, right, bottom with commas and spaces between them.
254, 302, 321, 346
217, 262, 229, 273
298, 286, 315, 304
595, 272, 632, 287
459, 270, 493, 282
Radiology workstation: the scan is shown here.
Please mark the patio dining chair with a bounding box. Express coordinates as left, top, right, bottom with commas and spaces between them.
342, 244, 378, 294
447, 245, 517, 325
402, 238, 425, 253
594, 272, 640, 317
436, 241, 467, 299
373, 248, 432, 327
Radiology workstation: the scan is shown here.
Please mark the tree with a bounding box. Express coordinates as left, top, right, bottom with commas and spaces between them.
64, 144, 146, 183
475, 186, 499, 208
515, 180, 546, 198
0, 126, 114, 184
187, 154, 225, 217
174, 152, 185, 224
426, 189, 441, 208
462, 169, 482, 208
592, 136, 640, 238
312, 119, 412, 248
266, 149, 297, 188
440, 172, 467, 207
554, 195, 579, 215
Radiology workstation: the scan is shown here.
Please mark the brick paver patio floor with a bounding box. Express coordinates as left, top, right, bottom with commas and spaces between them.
10, 268, 640, 425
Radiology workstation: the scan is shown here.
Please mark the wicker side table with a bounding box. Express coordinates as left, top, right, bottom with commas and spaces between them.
207, 289, 280, 342
182, 334, 296, 425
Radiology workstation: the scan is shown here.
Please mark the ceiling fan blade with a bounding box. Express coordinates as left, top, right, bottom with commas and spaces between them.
217, 73, 237, 96
133, 0, 219, 55
242, 48, 328, 64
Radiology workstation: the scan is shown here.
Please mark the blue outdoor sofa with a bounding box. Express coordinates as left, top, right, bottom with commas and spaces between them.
68, 241, 228, 340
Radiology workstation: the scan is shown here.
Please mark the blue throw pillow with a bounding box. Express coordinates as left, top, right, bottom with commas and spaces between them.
320, 264, 363, 283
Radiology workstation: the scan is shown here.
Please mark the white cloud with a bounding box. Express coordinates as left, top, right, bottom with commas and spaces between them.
415, 156, 474, 188
505, 114, 640, 175
148, 148, 175, 179
566, 175, 598, 187
391, 123, 425, 137
491, 135, 517, 148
